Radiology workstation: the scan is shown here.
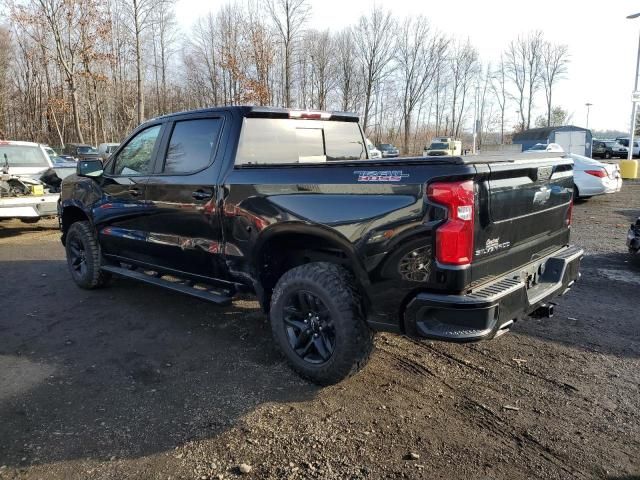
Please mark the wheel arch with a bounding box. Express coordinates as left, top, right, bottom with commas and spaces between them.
60, 201, 91, 244
252, 223, 370, 312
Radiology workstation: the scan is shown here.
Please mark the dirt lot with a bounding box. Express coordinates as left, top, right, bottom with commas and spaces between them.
1, 183, 639, 480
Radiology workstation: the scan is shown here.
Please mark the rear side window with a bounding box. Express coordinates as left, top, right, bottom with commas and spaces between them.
235, 118, 365, 165
163, 118, 222, 174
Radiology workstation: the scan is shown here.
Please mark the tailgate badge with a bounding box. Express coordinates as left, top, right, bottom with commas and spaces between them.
354, 170, 409, 182
475, 237, 511, 257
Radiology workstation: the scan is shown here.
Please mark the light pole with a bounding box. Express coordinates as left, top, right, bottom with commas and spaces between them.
626, 12, 640, 161
585, 103, 592, 128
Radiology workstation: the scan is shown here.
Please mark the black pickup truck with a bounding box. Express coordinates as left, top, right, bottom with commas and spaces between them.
58, 106, 583, 385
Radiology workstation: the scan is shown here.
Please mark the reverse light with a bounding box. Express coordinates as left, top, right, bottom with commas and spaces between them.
427, 180, 475, 266
585, 169, 606, 178
289, 110, 332, 120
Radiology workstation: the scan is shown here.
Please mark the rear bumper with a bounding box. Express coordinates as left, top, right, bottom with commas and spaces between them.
0, 194, 59, 219
404, 245, 584, 341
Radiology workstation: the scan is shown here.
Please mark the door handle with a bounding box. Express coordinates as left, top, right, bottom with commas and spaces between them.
128, 187, 142, 196
192, 190, 213, 200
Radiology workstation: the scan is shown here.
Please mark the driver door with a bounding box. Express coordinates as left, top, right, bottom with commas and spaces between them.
97, 123, 165, 263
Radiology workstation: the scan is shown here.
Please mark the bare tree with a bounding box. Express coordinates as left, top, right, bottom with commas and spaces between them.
541, 42, 569, 127
306, 29, 336, 110
0, 25, 11, 138
150, 0, 178, 115
449, 40, 479, 138
491, 56, 508, 143
504, 30, 544, 131
396, 16, 447, 153
353, 6, 396, 133
266, 0, 310, 108
121, 0, 157, 124
335, 28, 360, 112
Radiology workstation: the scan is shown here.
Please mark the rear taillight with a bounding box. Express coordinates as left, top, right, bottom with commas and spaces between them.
566, 198, 573, 227
585, 169, 606, 178
427, 180, 475, 266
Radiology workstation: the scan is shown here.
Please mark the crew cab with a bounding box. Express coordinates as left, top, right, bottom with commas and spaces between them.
58, 106, 583, 385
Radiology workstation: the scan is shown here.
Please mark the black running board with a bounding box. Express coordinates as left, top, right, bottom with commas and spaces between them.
101, 265, 233, 306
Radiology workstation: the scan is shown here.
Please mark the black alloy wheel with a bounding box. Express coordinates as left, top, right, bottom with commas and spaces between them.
68, 235, 88, 278
282, 290, 335, 364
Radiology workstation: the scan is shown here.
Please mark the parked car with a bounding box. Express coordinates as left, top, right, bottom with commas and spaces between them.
423, 137, 462, 156
0, 140, 62, 221
570, 153, 622, 199
62, 143, 100, 161
58, 106, 583, 385
592, 140, 627, 159
365, 139, 381, 159
524, 143, 564, 153
376, 143, 399, 158
97, 142, 120, 160
614, 137, 639, 157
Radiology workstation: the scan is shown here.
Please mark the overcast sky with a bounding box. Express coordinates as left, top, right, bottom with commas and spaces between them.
175, 0, 640, 133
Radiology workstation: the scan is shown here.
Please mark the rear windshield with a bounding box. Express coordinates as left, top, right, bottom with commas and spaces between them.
235, 118, 365, 165
429, 142, 449, 149
77, 146, 97, 154
0, 145, 49, 168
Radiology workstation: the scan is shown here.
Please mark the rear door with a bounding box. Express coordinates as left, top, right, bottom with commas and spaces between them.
142, 114, 228, 279
472, 155, 573, 282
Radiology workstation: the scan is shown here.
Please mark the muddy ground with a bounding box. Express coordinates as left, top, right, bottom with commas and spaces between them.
0, 182, 639, 480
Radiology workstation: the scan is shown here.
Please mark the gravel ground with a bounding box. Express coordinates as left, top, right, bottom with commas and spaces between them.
0, 182, 639, 480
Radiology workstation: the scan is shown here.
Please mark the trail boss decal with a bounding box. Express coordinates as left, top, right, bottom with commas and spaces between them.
354, 170, 409, 182
475, 237, 511, 257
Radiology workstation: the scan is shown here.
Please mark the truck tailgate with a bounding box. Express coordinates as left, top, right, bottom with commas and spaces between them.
471, 156, 573, 283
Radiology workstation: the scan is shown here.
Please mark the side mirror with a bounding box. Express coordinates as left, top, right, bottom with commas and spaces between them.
77, 159, 103, 177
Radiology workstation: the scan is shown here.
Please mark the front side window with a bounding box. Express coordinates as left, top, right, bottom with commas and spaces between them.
235, 118, 365, 165
113, 125, 162, 175
163, 118, 222, 174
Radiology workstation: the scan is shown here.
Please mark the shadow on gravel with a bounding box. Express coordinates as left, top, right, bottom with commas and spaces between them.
614, 209, 640, 223
0, 259, 316, 468
515, 252, 640, 359
0, 221, 58, 239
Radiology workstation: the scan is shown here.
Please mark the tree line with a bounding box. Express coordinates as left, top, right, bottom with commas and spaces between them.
0, 0, 570, 154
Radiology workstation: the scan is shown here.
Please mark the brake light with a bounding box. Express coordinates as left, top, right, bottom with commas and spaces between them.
585, 169, 606, 178
289, 110, 331, 120
566, 198, 573, 227
427, 180, 475, 265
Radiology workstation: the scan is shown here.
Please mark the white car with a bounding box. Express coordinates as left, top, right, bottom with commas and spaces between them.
366, 138, 382, 159
524, 143, 564, 153
570, 153, 622, 199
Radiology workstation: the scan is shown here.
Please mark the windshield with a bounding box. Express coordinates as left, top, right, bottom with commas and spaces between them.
378, 144, 394, 150
77, 146, 97, 154
604, 142, 617, 148
529, 144, 547, 151
236, 118, 365, 165
429, 142, 450, 150
0, 145, 49, 168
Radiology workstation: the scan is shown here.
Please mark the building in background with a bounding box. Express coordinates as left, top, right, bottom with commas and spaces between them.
512, 126, 593, 157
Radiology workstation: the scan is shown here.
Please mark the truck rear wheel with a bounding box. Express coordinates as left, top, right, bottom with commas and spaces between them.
270, 262, 373, 385
65, 221, 111, 289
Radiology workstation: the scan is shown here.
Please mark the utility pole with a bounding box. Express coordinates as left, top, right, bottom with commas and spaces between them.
626, 13, 640, 161
585, 103, 592, 128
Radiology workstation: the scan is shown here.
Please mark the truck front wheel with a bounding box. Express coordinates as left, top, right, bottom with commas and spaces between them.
65, 221, 111, 289
270, 262, 373, 385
